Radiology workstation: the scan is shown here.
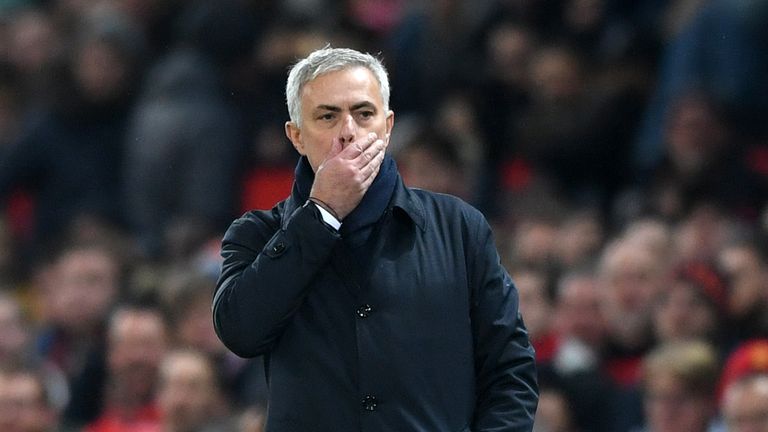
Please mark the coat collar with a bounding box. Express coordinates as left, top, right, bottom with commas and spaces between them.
281, 168, 427, 233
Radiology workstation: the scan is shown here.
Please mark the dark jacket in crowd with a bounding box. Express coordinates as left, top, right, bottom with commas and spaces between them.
213, 158, 538, 432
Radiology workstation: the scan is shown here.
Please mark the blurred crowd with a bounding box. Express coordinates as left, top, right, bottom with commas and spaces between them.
0, 0, 768, 431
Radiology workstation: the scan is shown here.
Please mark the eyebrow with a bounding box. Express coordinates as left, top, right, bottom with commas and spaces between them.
313, 101, 377, 113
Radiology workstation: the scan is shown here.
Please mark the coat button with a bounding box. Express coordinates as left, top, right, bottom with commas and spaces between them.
356, 304, 373, 318
361, 395, 378, 411
271, 242, 285, 254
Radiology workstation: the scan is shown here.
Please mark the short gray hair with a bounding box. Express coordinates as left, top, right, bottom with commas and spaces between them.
285, 47, 390, 126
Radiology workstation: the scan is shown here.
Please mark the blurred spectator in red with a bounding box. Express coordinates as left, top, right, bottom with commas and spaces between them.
639, 341, 720, 432
719, 340, 768, 400
0, 366, 61, 432
511, 42, 634, 212
651, 261, 727, 348
717, 241, 768, 346
0, 7, 145, 248
633, 91, 768, 222
472, 20, 536, 215
597, 236, 669, 387
157, 349, 239, 432
86, 303, 168, 432
34, 238, 124, 427
511, 266, 557, 364
549, 269, 618, 432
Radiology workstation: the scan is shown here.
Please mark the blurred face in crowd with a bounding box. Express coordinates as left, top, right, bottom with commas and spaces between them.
8, 9, 59, 75
158, 351, 224, 432
652, 281, 720, 344
399, 144, 462, 197
176, 293, 225, 356
554, 274, 606, 349
285, 66, 394, 173
0, 296, 30, 367
533, 388, 574, 432
75, 38, 131, 103
107, 308, 167, 407
599, 241, 666, 348
0, 371, 57, 432
718, 245, 767, 319
723, 375, 768, 432
665, 94, 727, 177
513, 269, 552, 340
42, 247, 119, 335
644, 372, 714, 432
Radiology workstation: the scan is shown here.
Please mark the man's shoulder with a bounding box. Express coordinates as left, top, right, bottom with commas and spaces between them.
402, 188, 489, 237
406, 187, 486, 223
223, 200, 287, 243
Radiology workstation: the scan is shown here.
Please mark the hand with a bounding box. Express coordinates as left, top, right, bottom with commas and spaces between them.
310, 132, 387, 220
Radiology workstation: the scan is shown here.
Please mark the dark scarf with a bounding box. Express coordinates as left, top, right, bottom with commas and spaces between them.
294, 154, 397, 240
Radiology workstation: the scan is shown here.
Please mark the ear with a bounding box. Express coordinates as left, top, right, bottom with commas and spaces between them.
385, 110, 395, 145
285, 121, 305, 155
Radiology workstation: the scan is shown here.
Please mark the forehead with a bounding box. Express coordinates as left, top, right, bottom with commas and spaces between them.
300, 66, 382, 107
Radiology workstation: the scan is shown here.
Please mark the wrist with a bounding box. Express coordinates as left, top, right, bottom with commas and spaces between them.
308, 196, 342, 222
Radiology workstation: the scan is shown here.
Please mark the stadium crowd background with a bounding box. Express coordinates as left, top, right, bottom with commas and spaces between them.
1, 0, 768, 431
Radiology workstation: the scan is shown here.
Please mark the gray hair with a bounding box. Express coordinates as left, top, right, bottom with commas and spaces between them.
285, 47, 390, 126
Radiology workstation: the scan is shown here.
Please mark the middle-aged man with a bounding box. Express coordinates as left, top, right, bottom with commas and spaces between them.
212, 46, 538, 431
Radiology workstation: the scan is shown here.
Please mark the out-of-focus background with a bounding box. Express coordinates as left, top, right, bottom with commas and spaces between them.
1, 0, 768, 431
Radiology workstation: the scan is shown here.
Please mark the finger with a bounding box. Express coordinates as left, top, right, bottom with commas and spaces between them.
341, 132, 377, 159
354, 138, 385, 168
361, 145, 386, 183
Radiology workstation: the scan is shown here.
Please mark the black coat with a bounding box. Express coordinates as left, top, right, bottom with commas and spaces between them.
213, 175, 538, 431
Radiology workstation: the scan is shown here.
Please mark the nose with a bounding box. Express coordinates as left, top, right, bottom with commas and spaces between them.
338, 114, 356, 146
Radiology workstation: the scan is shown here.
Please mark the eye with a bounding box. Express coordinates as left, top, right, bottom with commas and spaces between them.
319, 113, 335, 121
358, 110, 374, 119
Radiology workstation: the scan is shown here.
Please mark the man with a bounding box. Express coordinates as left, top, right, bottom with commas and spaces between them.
213, 47, 538, 431
722, 373, 768, 432
0, 367, 60, 432
85, 304, 168, 432
157, 349, 237, 432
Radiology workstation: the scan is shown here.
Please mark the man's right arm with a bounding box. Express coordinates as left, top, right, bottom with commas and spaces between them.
212, 203, 340, 358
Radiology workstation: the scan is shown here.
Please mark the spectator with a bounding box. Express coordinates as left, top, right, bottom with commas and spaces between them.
512, 266, 558, 364
34, 239, 123, 427
0, 8, 144, 247
160, 272, 268, 410
550, 269, 617, 432
717, 240, 768, 345
639, 341, 721, 432
85, 303, 168, 432
721, 373, 768, 432
123, 48, 242, 259
0, 292, 33, 369
651, 261, 727, 348
157, 349, 239, 432
634, 0, 768, 174
0, 366, 61, 432
597, 236, 669, 387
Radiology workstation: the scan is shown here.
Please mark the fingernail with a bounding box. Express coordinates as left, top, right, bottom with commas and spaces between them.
368, 132, 377, 140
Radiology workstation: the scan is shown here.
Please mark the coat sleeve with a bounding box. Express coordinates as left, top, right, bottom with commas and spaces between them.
469, 214, 539, 431
212, 202, 340, 357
